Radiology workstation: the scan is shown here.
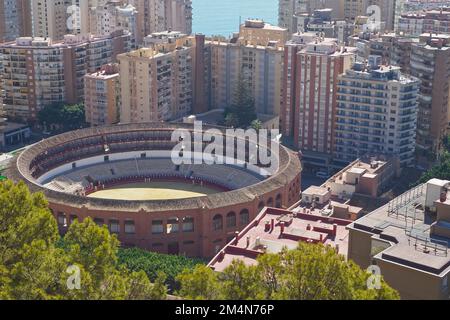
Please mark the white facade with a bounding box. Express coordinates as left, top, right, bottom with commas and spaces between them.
334, 60, 420, 166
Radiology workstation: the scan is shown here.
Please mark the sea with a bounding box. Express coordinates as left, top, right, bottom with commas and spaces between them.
192, 0, 278, 37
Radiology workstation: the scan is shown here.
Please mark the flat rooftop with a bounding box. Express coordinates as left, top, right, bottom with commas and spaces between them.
208, 207, 351, 272
348, 183, 450, 276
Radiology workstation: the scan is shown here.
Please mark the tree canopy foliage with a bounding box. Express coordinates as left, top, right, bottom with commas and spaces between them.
224, 74, 257, 128
38, 103, 86, 132
0, 180, 166, 300
118, 247, 205, 292
176, 243, 399, 300
417, 151, 450, 184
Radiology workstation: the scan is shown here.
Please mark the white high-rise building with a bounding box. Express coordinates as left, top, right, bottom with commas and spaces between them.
334, 56, 420, 167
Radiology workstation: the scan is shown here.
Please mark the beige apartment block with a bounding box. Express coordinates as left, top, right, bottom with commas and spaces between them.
118, 33, 207, 123
397, 9, 450, 38
31, 0, 71, 41
0, 0, 32, 43
90, 2, 140, 48
278, 0, 345, 33
0, 31, 130, 122
207, 20, 287, 116
129, 0, 192, 45
412, 34, 450, 155
85, 64, 120, 126
347, 178, 450, 299
239, 19, 288, 47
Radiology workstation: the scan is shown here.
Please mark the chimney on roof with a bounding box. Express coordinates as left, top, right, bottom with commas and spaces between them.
234, 231, 239, 244
219, 250, 225, 261
280, 222, 285, 235
333, 224, 338, 236
265, 220, 270, 232
271, 218, 275, 231
246, 236, 250, 248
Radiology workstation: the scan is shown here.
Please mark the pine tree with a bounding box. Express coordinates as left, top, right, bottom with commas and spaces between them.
0, 180, 167, 300
227, 74, 257, 128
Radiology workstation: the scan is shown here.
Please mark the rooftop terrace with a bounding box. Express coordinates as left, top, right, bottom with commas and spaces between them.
208, 207, 351, 272
348, 181, 450, 276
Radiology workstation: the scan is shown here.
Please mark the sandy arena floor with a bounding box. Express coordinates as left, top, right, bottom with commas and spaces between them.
87, 181, 220, 200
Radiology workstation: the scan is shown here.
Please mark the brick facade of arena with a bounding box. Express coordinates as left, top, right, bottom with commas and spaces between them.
8, 123, 302, 258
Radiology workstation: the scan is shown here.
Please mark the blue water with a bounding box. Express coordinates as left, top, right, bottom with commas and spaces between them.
192, 0, 278, 36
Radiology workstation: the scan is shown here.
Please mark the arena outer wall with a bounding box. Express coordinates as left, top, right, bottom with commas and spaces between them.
7, 123, 302, 258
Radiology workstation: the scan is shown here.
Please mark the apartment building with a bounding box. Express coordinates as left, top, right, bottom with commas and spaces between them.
278, 0, 345, 33
129, 0, 192, 44
239, 19, 288, 47
84, 63, 120, 126
0, 31, 130, 122
347, 178, 450, 299
397, 9, 450, 36
207, 20, 287, 116
118, 33, 207, 123
279, 0, 310, 33
0, 0, 32, 43
165, 0, 192, 36
350, 32, 396, 64
344, 0, 369, 22
411, 34, 450, 155
343, 0, 395, 30
90, 2, 139, 48
334, 56, 420, 167
31, 0, 87, 41
281, 33, 356, 155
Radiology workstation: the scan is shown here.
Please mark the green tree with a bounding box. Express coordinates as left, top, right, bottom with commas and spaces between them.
177, 243, 399, 300
225, 74, 257, 128
118, 247, 205, 292
0, 180, 167, 300
38, 103, 86, 132
250, 119, 263, 132
224, 113, 239, 128
176, 265, 221, 300
417, 151, 450, 185
219, 259, 264, 300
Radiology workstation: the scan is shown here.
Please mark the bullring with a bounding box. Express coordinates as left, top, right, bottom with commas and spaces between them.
7, 122, 302, 258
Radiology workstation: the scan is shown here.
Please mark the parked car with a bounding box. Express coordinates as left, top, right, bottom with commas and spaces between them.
315, 171, 330, 179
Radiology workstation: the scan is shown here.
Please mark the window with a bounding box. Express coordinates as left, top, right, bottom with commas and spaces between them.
152, 220, 164, 234
109, 219, 120, 234
125, 220, 135, 234
258, 201, 265, 211
167, 217, 179, 233
57, 212, 66, 226
275, 194, 282, 208
240, 209, 250, 226
212, 214, 223, 231
226, 212, 236, 228
182, 216, 194, 232
94, 218, 104, 226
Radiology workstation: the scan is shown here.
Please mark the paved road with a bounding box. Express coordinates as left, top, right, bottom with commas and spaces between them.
301, 174, 327, 191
